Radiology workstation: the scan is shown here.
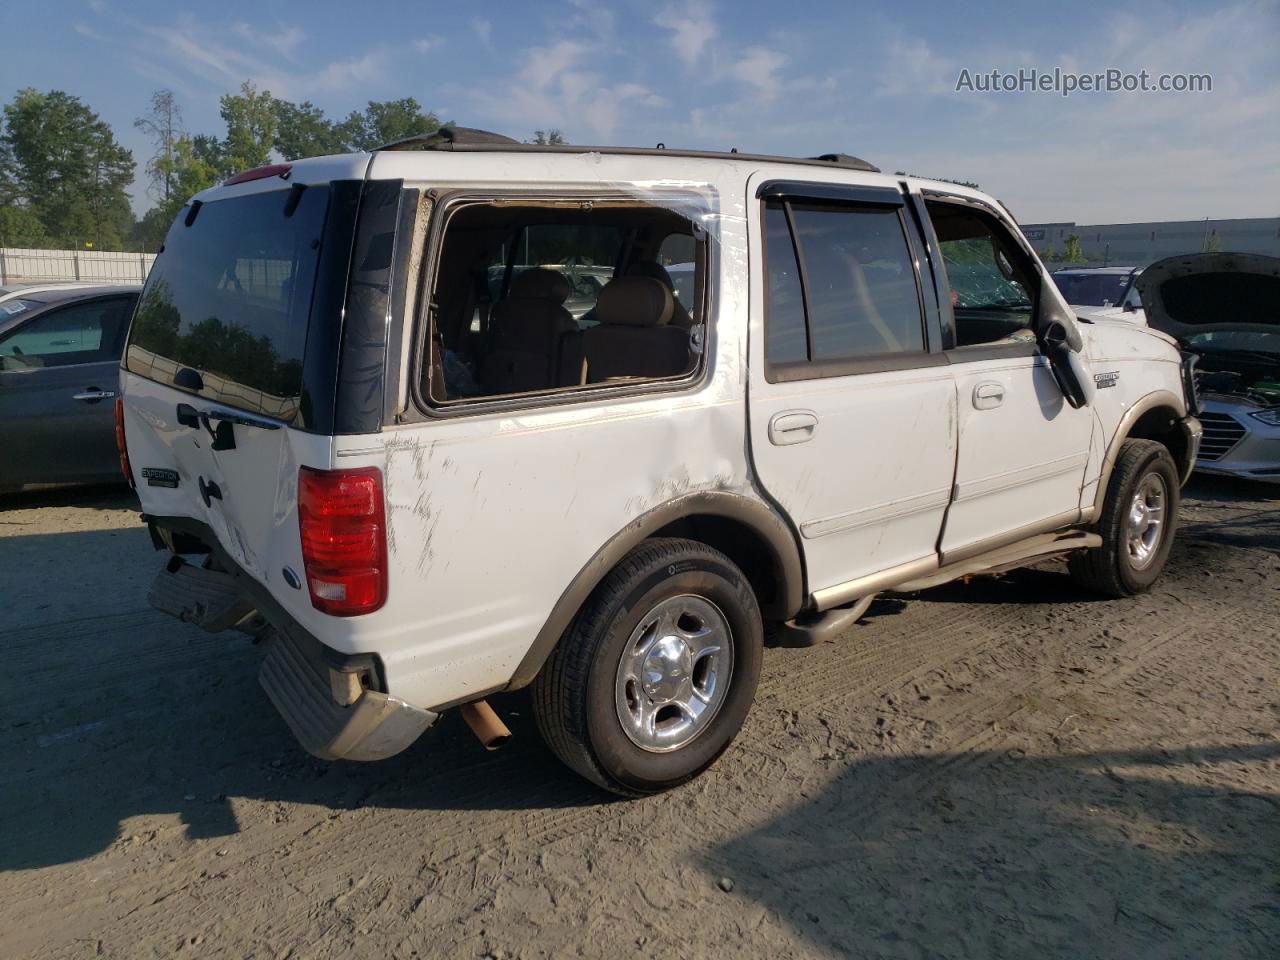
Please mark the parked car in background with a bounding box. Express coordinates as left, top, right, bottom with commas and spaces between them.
1052, 265, 1143, 309
1138, 253, 1280, 482
0, 284, 140, 492
0, 281, 110, 305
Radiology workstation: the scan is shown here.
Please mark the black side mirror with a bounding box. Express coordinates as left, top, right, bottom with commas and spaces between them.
1039, 320, 1088, 409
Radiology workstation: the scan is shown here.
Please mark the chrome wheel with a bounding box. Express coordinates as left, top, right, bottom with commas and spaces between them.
614, 595, 734, 753
1125, 472, 1167, 570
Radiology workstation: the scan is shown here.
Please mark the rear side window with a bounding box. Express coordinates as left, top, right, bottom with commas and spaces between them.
762, 196, 926, 373
423, 196, 706, 406
0, 296, 133, 370
126, 187, 329, 420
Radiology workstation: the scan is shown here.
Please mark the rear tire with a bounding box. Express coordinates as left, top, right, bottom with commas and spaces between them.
1069, 439, 1180, 597
532, 538, 763, 796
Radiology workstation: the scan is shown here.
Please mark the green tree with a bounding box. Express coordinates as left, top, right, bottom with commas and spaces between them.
135, 89, 183, 206
220, 81, 277, 174
530, 129, 566, 145
0, 88, 135, 248
273, 99, 348, 159
1204, 231, 1222, 253
1041, 244, 1057, 261
1064, 234, 1085, 263
338, 98, 441, 149
0, 204, 51, 247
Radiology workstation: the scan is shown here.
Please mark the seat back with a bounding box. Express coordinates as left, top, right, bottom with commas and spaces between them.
582, 276, 691, 383
480, 268, 577, 394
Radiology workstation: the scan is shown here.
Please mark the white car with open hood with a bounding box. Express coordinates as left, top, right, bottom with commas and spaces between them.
118, 128, 1201, 795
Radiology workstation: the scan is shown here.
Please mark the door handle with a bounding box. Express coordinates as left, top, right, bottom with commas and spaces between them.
769, 410, 819, 445
72, 388, 116, 402
973, 382, 1004, 410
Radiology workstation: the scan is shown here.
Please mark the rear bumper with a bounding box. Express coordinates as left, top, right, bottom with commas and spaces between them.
259, 628, 437, 761
145, 519, 437, 761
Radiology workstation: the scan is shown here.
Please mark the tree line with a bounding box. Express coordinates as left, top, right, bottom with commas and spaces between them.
0, 84, 564, 252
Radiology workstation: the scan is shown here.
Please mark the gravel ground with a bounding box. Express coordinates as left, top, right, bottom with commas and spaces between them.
0, 477, 1276, 959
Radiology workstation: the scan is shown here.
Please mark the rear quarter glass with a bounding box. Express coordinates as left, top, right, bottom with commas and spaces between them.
125, 186, 330, 421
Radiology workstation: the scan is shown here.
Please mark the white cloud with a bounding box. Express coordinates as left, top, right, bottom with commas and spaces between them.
130, 17, 388, 100
874, 36, 958, 98
232, 23, 305, 61
729, 46, 787, 103
465, 31, 663, 140
472, 18, 494, 50
414, 35, 444, 54
654, 1, 716, 68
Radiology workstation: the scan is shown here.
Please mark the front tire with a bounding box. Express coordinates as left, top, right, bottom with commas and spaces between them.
532, 538, 763, 796
1069, 438, 1180, 597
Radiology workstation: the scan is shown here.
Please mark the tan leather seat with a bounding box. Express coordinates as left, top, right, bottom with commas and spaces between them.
582, 276, 691, 383
626, 260, 694, 329
480, 268, 577, 394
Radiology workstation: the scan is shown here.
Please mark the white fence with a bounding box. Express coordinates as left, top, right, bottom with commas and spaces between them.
0, 247, 155, 285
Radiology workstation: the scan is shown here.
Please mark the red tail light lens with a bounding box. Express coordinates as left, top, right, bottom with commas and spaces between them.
298, 466, 387, 616
114, 397, 135, 489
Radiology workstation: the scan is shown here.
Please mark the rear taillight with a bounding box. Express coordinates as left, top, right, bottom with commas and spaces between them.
114, 397, 135, 489
298, 466, 387, 616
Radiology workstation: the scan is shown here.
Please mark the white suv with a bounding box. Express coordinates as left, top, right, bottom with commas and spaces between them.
119, 128, 1202, 795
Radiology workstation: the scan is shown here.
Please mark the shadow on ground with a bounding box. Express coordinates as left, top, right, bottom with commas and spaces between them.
700, 740, 1280, 958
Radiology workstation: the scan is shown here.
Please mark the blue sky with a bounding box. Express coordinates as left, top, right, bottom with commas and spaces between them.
4, 0, 1278, 223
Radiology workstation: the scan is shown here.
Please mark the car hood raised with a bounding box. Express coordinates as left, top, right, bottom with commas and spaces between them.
1136, 252, 1279, 341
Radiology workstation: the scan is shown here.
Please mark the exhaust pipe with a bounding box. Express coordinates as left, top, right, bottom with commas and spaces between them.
459, 700, 512, 750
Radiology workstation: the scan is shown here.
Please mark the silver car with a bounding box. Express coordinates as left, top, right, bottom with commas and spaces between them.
1138, 253, 1280, 482
0, 284, 140, 491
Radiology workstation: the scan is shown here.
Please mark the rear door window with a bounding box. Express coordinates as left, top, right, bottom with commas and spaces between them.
0, 296, 133, 369
762, 195, 927, 374
126, 187, 329, 420
789, 203, 924, 360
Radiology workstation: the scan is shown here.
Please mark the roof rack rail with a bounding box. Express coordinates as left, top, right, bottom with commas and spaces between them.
377, 126, 521, 151
374, 126, 879, 173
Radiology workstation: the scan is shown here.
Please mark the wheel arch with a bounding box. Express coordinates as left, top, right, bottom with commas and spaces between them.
1091, 389, 1190, 518
506, 491, 805, 691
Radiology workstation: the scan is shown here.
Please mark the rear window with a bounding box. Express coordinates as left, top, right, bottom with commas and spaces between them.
125, 186, 329, 420
1052, 272, 1131, 306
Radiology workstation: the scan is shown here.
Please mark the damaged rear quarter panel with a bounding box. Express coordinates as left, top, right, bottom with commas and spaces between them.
327, 168, 755, 711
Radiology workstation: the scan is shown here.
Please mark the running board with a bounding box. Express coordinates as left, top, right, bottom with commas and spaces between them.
893, 531, 1101, 593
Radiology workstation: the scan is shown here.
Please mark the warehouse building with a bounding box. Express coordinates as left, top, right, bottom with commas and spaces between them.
1021, 217, 1280, 267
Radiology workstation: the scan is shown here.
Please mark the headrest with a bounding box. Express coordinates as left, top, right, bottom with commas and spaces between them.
594, 276, 674, 328
511, 267, 570, 303
626, 260, 674, 291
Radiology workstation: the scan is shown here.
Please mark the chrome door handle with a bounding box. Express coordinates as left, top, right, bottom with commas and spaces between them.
973, 382, 1004, 410
72, 389, 116, 402
769, 410, 819, 445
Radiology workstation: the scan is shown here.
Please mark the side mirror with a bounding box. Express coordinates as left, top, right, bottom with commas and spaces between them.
1039, 320, 1089, 409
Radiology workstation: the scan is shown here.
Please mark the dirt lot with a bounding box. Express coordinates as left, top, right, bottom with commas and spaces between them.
0, 478, 1276, 959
